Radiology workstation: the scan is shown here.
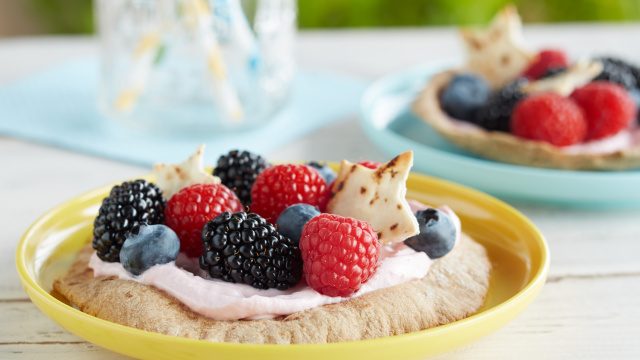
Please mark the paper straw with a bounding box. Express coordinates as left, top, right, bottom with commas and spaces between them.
213, 0, 261, 73
114, 32, 163, 112
185, 0, 244, 121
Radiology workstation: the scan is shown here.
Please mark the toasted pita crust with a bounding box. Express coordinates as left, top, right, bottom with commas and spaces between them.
53, 235, 490, 344
413, 70, 640, 170
327, 152, 419, 245
460, 5, 533, 88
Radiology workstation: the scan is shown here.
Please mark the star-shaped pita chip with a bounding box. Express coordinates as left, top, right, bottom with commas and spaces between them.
152, 145, 220, 199
460, 5, 534, 87
522, 60, 603, 96
327, 151, 419, 245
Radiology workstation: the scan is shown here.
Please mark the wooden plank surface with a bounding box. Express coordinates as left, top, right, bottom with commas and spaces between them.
2, 276, 639, 359
3, 26, 640, 359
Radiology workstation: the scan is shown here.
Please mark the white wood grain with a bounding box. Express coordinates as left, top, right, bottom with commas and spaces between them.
2, 26, 640, 358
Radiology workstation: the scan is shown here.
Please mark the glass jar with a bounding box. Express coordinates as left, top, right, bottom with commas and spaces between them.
95, 0, 296, 136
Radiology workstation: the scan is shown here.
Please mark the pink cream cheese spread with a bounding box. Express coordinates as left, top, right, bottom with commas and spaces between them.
89, 203, 461, 321
451, 118, 640, 155
563, 128, 640, 155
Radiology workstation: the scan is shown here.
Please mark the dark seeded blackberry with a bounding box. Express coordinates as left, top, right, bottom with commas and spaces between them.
92, 180, 165, 262
213, 150, 268, 206
200, 211, 302, 290
594, 57, 638, 90
540, 66, 567, 79
472, 78, 527, 132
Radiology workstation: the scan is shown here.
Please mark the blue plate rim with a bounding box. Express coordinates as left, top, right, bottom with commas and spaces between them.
359, 63, 640, 206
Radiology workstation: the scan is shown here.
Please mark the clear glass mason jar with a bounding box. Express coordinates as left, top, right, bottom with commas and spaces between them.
96, 0, 296, 136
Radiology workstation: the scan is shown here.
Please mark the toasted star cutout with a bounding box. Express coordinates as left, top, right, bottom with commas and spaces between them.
152, 145, 220, 199
460, 5, 534, 88
327, 151, 419, 245
522, 60, 603, 96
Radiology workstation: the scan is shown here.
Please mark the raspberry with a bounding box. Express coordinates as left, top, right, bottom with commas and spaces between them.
511, 93, 587, 146
523, 49, 569, 80
570, 82, 637, 140
357, 161, 381, 169
299, 214, 380, 297
250, 164, 329, 223
165, 183, 243, 257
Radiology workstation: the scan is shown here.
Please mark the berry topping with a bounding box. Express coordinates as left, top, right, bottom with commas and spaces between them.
276, 204, 321, 245
200, 212, 302, 290
213, 149, 269, 206
539, 66, 567, 79
523, 49, 569, 80
250, 164, 329, 223
299, 214, 380, 297
119, 224, 180, 275
306, 161, 337, 184
596, 57, 640, 85
511, 93, 587, 146
440, 73, 490, 121
92, 180, 165, 262
594, 57, 638, 90
472, 78, 527, 132
570, 81, 637, 140
165, 183, 243, 257
404, 209, 457, 259
357, 161, 382, 169
629, 88, 640, 123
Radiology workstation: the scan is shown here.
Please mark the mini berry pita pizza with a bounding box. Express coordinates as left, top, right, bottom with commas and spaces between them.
53, 149, 491, 344
414, 7, 640, 170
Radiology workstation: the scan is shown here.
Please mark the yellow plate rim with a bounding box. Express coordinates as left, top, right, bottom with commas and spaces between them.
16, 170, 549, 351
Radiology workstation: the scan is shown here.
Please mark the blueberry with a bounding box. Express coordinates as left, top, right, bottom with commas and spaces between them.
306, 161, 337, 184
276, 204, 320, 244
119, 224, 180, 275
440, 73, 490, 121
404, 209, 457, 259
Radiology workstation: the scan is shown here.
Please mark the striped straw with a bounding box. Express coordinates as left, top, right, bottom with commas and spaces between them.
185, 0, 244, 121
114, 32, 163, 112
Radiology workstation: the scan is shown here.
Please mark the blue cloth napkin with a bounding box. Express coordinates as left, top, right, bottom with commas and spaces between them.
0, 58, 367, 166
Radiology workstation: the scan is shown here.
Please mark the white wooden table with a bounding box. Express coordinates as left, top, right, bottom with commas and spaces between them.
2, 26, 640, 359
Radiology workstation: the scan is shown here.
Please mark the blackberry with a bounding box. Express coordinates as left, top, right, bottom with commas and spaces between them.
594, 57, 638, 90
540, 67, 567, 79
472, 78, 527, 132
200, 211, 302, 290
213, 150, 268, 206
92, 180, 165, 262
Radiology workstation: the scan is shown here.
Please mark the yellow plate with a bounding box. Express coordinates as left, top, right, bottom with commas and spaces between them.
16, 169, 548, 360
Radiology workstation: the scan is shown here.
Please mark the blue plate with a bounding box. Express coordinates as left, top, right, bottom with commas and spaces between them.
360, 65, 640, 208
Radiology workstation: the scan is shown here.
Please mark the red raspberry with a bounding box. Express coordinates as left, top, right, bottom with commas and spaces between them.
299, 214, 380, 297
250, 164, 329, 223
165, 183, 243, 257
523, 49, 569, 80
357, 161, 381, 169
512, 93, 587, 146
570, 81, 637, 140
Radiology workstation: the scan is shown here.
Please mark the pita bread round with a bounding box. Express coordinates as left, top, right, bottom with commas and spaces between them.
54, 234, 490, 344
413, 70, 640, 170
